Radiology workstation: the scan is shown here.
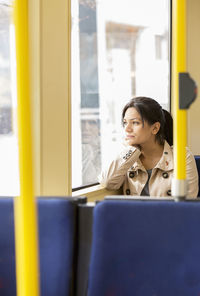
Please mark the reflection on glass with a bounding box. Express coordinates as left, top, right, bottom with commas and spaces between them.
72, 0, 170, 188
81, 118, 101, 184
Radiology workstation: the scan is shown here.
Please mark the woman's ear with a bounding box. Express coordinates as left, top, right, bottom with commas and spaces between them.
152, 122, 161, 135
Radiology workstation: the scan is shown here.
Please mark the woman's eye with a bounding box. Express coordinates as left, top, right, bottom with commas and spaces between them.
123, 121, 127, 126
133, 121, 139, 125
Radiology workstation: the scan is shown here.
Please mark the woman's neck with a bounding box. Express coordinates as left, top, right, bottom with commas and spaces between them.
141, 141, 164, 157
139, 141, 164, 170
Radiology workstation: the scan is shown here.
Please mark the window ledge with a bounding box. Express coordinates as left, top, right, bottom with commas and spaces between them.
72, 184, 121, 202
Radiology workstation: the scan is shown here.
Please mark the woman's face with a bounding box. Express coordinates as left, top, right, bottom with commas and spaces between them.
123, 107, 160, 146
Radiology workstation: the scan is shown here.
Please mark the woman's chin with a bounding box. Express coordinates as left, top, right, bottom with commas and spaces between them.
127, 140, 138, 146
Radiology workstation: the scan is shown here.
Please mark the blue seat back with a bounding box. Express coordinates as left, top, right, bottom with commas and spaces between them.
38, 198, 77, 296
0, 197, 78, 296
195, 155, 200, 196
0, 199, 15, 295
88, 200, 200, 296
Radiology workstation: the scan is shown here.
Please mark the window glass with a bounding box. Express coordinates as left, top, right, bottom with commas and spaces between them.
72, 0, 170, 188
0, 0, 19, 195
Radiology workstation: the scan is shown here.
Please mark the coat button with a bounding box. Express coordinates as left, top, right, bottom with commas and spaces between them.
167, 189, 171, 196
126, 189, 130, 195
162, 172, 169, 179
129, 172, 135, 178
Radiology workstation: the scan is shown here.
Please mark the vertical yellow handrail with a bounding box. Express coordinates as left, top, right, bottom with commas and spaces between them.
13, 0, 40, 295
172, 0, 187, 198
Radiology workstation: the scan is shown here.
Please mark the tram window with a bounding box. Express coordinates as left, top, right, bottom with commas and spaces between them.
71, 0, 170, 189
0, 1, 19, 195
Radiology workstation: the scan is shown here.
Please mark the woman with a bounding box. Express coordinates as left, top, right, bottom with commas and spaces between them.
100, 97, 198, 198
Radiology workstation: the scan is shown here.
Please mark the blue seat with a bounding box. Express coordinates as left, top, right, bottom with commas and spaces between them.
0, 197, 80, 296
0, 198, 15, 295
88, 200, 200, 296
195, 155, 200, 196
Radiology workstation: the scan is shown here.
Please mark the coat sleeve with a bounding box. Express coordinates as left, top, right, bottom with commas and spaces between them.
99, 146, 141, 190
186, 148, 199, 198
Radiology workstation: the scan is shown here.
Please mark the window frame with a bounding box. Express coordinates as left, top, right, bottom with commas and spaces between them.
39, 0, 72, 195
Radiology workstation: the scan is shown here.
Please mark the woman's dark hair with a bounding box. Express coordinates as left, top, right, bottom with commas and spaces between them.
122, 96, 173, 146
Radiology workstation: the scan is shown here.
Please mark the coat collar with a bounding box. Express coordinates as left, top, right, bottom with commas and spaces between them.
129, 141, 173, 172
154, 141, 173, 171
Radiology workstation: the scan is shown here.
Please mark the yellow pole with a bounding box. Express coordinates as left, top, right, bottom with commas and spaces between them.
13, 0, 40, 295
172, 0, 187, 198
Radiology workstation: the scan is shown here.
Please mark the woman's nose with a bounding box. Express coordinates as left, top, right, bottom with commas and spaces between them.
125, 123, 132, 132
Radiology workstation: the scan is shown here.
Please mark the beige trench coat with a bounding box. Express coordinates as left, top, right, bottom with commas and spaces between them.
100, 141, 198, 198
